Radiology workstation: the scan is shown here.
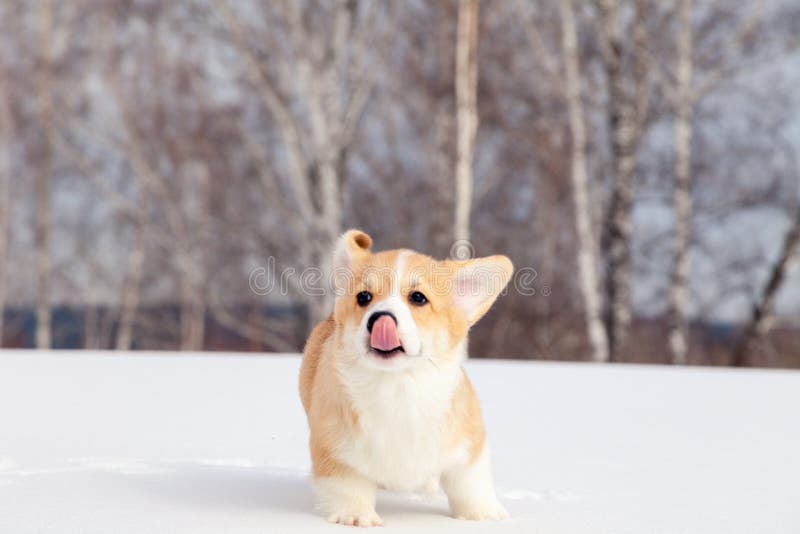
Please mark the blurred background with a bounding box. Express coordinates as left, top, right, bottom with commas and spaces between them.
1, 0, 799, 367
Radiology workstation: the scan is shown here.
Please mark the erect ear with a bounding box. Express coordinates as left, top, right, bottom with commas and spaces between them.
332, 229, 372, 290
449, 255, 514, 325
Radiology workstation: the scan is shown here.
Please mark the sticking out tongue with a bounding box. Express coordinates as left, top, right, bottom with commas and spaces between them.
370, 315, 402, 352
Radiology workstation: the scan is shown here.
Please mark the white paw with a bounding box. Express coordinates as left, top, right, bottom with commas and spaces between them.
452, 499, 509, 521
326, 509, 384, 527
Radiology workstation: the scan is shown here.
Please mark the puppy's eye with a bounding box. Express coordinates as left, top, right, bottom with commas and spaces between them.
356, 291, 372, 307
409, 291, 428, 306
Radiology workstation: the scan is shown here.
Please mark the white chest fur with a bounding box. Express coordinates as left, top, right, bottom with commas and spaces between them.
336, 362, 464, 491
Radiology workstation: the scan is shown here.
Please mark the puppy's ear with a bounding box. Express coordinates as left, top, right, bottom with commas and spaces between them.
333, 230, 372, 290
448, 255, 513, 325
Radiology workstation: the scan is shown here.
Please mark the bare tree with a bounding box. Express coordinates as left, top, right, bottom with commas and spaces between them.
54, 130, 153, 350
733, 205, 800, 366
667, 0, 694, 364
35, 0, 54, 349
178, 163, 211, 351
103, 90, 204, 351
0, 68, 10, 344
213, 0, 383, 324
595, 0, 652, 360
560, 0, 609, 362
52, 3, 294, 351
60, 7, 214, 351
116, 225, 144, 351
665, 0, 767, 364
454, 0, 479, 245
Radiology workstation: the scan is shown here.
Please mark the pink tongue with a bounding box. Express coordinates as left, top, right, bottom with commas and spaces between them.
370, 315, 402, 352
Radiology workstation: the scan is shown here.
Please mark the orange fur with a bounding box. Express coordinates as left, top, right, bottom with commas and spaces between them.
300, 316, 359, 478
298, 315, 333, 415
446, 371, 487, 462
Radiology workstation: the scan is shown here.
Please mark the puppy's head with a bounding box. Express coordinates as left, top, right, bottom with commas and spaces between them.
332, 230, 513, 371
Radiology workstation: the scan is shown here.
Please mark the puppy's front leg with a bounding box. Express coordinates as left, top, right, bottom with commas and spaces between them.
314, 468, 383, 527
442, 446, 508, 521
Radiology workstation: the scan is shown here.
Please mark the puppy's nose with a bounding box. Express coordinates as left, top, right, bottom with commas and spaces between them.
367, 311, 397, 333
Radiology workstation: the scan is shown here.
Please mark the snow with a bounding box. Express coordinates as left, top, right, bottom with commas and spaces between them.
1, 350, 798, 533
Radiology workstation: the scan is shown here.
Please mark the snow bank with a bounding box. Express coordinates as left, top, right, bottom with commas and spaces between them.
1, 350, 798, 533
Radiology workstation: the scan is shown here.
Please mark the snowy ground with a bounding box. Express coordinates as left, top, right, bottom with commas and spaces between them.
0, 350, 798, 533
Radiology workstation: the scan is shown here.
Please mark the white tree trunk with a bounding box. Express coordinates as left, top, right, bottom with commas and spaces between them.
668, 0, 694, 365
178, 166, 210, 352
84, 289, 97, 349
0, 81, 9, 345
180, 277, 206, 351
178, 241, 206, 351
116, 226, 144, 351
35, 0, 54, 350
454, 0, 479, 245
560, 0, 610, 363
432, 106, 455, 252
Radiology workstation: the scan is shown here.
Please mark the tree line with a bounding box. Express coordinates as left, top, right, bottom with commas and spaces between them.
1, 0, 799, 366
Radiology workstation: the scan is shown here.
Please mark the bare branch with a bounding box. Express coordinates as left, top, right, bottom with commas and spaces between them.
733, 205, 800, 366
212, 0, 314, 223
514, 0, 562, 82
693, 0, 767, 100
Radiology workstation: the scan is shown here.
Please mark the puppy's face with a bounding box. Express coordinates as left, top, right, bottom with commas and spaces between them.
332, 230, 513, 371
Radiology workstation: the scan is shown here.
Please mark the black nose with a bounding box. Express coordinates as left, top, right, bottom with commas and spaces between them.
367, 311, 397, 333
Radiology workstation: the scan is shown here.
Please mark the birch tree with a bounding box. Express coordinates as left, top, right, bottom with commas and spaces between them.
115, 225, 144, 351
667, 0, 694, 364
35, 0, 54, 349
595, 0, 653, 360
0, 72, 10, 344
560, 0, 609, 362
454, 0, 479, 245
665, 0, 766, 364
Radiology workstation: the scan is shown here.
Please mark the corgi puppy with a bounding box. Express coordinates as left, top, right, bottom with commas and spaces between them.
299, 230, 513, 527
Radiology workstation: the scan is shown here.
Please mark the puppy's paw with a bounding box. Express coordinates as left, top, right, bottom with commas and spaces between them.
315, 473, 381, 527
326, 509, 384, 527
452, 499, 509, 521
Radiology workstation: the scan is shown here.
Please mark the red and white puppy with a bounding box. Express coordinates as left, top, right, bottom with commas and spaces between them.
299, 230, 513, 527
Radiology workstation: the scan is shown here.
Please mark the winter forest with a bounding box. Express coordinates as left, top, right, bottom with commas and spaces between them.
2, 0, 800, 367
